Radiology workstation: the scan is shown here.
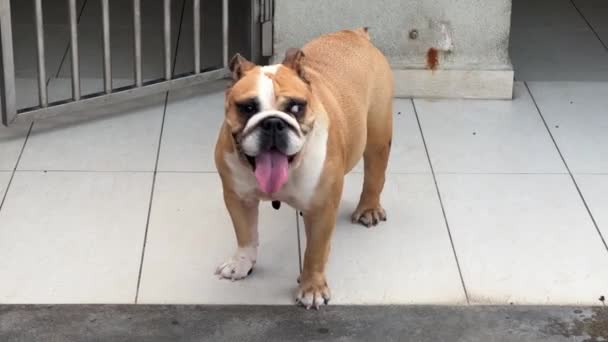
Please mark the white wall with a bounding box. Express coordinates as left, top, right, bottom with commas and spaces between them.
272, 0, 514, 98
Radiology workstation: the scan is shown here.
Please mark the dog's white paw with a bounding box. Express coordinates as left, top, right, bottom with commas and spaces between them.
215, 247, 257, 281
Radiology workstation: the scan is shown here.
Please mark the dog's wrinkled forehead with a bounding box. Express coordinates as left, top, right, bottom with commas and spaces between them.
228, 65, 308, 111
241, 64, 280, 112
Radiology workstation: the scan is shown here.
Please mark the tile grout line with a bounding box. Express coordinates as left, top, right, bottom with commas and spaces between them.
134, 0, 187, 304
569, 0, 608, 51
411, 98, 470, 305
0, 122, 34, 214
524, 82, 608, 253
133, 92, 168, 304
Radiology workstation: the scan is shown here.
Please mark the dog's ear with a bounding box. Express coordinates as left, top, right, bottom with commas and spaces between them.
229, 53, 255, 81
282, 48, 308, 83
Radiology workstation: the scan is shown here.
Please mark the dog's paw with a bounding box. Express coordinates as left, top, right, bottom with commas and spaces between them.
351, 205, 387, 228
296, 272, 331, 310
215, 247, 257, 281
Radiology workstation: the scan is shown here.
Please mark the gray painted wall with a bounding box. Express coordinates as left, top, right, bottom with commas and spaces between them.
273, 0, 513, 71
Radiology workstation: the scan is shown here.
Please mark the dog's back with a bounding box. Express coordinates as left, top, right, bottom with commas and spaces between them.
300, 28, 393, 173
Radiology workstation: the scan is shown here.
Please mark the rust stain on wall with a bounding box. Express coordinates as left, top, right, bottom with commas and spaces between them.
426, 48, 439, 70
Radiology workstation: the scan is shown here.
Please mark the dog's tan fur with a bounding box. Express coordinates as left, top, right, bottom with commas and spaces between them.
215, 28, 393, 308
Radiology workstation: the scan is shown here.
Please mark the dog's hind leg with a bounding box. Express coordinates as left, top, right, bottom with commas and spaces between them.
351, 98, 392, 228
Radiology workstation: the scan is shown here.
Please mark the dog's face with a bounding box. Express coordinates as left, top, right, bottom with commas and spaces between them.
224, 49, 316, 194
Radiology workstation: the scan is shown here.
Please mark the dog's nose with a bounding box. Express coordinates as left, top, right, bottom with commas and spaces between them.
261, 117, 286, 133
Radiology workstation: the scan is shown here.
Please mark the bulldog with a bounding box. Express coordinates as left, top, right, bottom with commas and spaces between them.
214, 28, 393, 309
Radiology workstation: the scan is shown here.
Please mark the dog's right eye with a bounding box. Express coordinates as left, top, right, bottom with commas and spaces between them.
236, 101, 258, 116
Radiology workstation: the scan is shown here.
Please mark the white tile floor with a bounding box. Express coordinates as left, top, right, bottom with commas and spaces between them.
414, 83, 565, 174
314, 173, 466, 305
137, 173, 300, 304
0, 120, 29, 171
437, 173, 608, 305
0, 171, 152, 304
526, 82, 608, 174
1, 0, 608, 306
157, 83, 227, 172
0, 172, 11, 198
18, 79, 165, 172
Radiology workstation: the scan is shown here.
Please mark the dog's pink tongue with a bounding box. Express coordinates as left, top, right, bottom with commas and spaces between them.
254, 151, 289, 194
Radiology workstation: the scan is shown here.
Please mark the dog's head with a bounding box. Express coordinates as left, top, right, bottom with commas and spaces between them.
224, 49, 316, 194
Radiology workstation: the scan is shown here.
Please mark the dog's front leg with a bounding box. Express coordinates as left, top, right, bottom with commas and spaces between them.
297, 179, 343, 309
216, 188, 259, 281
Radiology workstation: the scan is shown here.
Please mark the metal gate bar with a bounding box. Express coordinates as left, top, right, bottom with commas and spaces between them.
34, 0, 47, 106
193, 0, 200, 74
101, 0, 111, 93
0, 0, 16, 124
1, 0, 232, 126
163, 0, 171, 80
68, 0, 80, 101
222, 0, 228, 67
133, 0, 143, 87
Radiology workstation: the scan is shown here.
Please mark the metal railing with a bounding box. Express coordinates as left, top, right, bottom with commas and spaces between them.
0, 0, 231, 126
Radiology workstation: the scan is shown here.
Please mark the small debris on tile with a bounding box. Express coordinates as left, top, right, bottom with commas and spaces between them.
318, 327, 330, 334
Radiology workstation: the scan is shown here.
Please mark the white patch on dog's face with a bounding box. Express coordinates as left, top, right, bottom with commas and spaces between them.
257, 64, 280, 111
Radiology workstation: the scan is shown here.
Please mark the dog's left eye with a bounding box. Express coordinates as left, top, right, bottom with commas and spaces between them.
287, 100, 306, 116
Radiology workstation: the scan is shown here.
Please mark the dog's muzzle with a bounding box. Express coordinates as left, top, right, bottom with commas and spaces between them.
257, 117, 290, 154
240, 112, 304, 158
239, 113, 305, 194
